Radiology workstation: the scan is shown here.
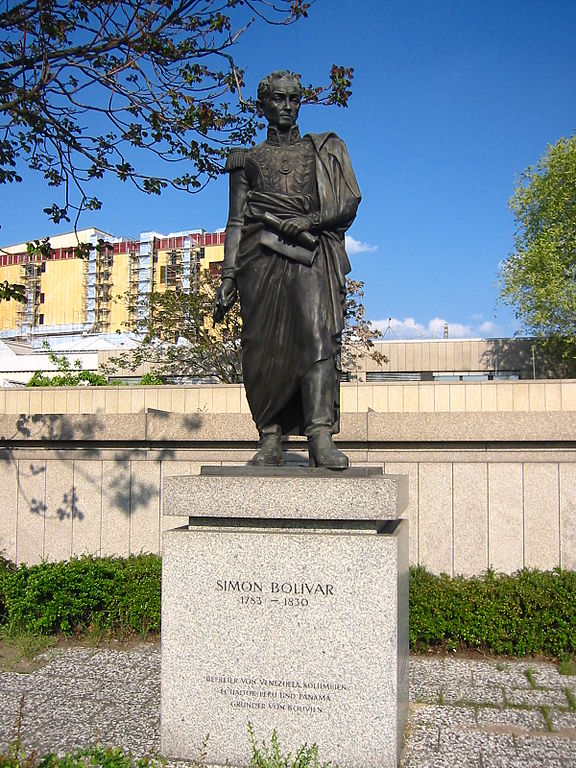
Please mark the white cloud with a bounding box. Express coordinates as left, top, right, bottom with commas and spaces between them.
345, 235, 378, 255
477, 320, 502, 336
372, 316, 506, 340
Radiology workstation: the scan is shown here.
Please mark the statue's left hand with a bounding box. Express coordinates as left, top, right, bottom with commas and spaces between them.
279, 216, 311, 240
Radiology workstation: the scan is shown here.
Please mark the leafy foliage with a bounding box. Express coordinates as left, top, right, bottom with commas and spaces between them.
0, 279, 25, 302
103, 269, 243, 383
342, 278, 386, 374
26, 343, 158, 386
499, 133, 576, 374
0, 552, 16, 625
248, 724, 330, 768
0, 745, 161, 768
27, 346, 111, 387
103, 272, 385, 383
1, 554, 161, 635
410, 566, 576, 656
0, 0, 353, 232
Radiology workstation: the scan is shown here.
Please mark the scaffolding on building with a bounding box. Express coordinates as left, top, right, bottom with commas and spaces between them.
16, 258, 44, 336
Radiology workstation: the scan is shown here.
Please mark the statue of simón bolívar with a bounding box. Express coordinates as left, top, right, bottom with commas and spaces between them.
214, 70, 361, 469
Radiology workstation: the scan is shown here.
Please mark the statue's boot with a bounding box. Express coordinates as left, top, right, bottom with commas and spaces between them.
308, 428, 349, 469
251, 424, 283, 466
302, 358, 349, 470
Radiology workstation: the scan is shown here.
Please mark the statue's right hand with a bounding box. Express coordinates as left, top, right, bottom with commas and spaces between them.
213, 277, 237, 324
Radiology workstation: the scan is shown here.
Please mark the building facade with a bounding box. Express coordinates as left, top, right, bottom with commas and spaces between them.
0, 227, 225, 340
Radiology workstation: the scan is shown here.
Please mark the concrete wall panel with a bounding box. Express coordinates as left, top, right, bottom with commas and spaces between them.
71, 460, 103, 558
129, 461, 161, 555
560, 463, 576, 570
388, 385, 403, 413
418, 385, 435, 412
434, 385, 450, 412
16, 459, 46, 565
385, 461, 419, 566
488, 463, 523, 572
562, 382, 576, 410
0, 453, 19, 563
481, 384, 498, 412
100, 460, 130, 557
453, 463, 488, 576
418, 463, 453, 575
44, 459, 74, 562
513, 384, 530, 411
523, 463, 559, 570
465, 384, 482, 412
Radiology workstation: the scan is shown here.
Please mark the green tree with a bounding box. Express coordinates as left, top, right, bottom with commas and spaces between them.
103, 269, 243, 383
342, 278, 386, 374
0, 0, 352, 248
102, 273, 385, 383
499, 133, 576, 374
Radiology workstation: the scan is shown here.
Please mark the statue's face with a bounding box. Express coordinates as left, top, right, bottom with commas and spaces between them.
259, 76, 301, 129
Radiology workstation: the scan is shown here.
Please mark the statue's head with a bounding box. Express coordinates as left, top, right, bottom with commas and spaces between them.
256, 70, 302, 129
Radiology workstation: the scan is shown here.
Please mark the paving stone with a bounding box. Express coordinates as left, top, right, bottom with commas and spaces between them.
471, 660, 542, 690
513, 733, 576, 762
3, 648, 576, 768
400, 724, 440, 756
439, 728, 516, 762
480, 756, 566, 768
476, 706, 547, 732
505, 687, 571, 708
411, 657, 474, 687
527, 663, 574, 690
440, 683, 505, 707
410, 682, 443, 704
401, 751, 480, 768
410, 703, 477, 728
550, 711, 576, 732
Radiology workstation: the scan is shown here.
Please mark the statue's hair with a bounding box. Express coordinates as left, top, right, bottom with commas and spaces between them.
257, 70, 302, 103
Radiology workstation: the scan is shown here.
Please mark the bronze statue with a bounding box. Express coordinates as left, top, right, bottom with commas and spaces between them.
214, 70, 361, 469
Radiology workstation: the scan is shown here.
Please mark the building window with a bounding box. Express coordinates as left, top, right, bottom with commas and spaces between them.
39, 293, 45, 304
38, 314, 44, 325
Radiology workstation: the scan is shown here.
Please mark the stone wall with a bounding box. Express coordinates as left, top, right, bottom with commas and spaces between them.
3, 379, 576, 416
1, 381, 575, 574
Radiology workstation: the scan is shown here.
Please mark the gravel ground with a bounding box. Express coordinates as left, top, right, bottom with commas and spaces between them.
0, 644, 575, 767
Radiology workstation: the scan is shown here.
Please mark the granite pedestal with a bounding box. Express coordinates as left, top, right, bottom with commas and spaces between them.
161, 467, 409, 768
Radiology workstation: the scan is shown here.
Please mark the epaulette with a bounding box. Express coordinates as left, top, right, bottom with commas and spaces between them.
224, 148, 248, 173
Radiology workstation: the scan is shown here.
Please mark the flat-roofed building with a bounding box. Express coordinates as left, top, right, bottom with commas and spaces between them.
0, 227, 225, 341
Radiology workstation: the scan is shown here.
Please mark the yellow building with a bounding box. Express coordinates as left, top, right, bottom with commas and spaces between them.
0, 228, 225, 339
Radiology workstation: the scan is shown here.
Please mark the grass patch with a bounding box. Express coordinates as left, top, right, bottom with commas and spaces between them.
524, 668, 538, 689
558, 655, 576, 676
248, 724, 332, 768
0, 745, 163, 768
0, 624, 56, 672
565, 687, 576, 711
539, 705, 554, 732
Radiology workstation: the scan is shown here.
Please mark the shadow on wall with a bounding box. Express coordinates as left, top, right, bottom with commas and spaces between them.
0, 409, 203, 527
480, 338, 534, 379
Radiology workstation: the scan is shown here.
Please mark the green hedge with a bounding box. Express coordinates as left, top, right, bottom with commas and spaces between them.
0, 554, 160, 635
409, 565, 576, 656
1, 554, 575, 656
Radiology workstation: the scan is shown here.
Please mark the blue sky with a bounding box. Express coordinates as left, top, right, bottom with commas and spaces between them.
2, 0, 576, 339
